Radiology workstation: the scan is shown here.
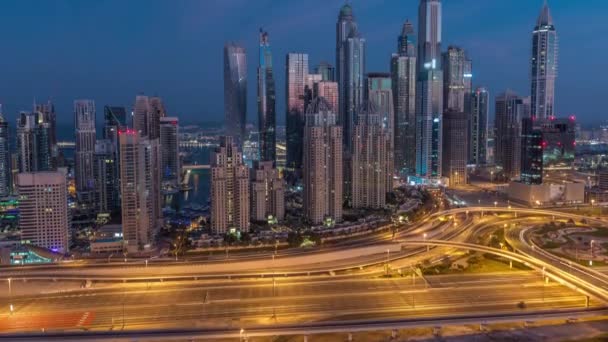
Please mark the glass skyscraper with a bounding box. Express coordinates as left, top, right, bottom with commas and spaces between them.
16, 111, 53, 173
257, 29, 276, 163
531, 2, 558, 119
224, 43, 247, 145
469, 87, 489, 166
0, 106, 10, 196
74, 99, 97, 204
286, 53, 309, 171
391, 21, 417, 174
415, 0, 443, 179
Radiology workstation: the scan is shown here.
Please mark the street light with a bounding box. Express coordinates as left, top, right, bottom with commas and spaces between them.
494, 201, 498, 208
7, 278, 12, 314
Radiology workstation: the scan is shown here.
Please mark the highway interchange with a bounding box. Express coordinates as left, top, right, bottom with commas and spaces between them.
1, 205, 608, 340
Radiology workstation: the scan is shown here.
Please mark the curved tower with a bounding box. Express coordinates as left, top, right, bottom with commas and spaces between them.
224, 43, 247, 145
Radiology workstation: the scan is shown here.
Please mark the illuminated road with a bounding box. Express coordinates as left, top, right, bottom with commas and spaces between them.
1, 205, 607, 339
0, 272, 591, 334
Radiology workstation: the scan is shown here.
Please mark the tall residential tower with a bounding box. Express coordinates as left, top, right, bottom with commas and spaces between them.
415, 0, 443, 180
286, 53, 309, 171
391, 21, 417, 174
74, 100, 97, 204
531, 1, 558, 119
224, 43, 247, 145
258, 29, 277, 163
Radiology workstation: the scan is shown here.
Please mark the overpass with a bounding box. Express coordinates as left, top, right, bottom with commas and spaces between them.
400, 239, 608, 304
182, 164, 210, 170
431, 206, 607, 226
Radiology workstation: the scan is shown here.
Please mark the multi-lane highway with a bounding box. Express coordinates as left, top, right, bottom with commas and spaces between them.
1, 205, 607, 339
0, 272, 590, 334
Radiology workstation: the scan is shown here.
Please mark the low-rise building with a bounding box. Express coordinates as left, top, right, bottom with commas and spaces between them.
508, 180, 585, 206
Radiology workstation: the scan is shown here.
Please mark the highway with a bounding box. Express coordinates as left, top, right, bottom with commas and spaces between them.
0, 272, 590, 334
1, 205, 607, 338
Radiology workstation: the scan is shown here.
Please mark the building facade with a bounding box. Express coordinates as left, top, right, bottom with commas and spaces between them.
336, 3, 358, 149
34, 101, 57, 169
469, 87, 489, 166
17, 172, 69, 253
303, 98, 343, 225
315, 61, 335, 82
119, 130, 158, 252
0, 110, 10, 196
442, 110, 469, 186
224, 43, 247, 145
495, 90, 531, 180
211, 136, 250, 234
94, 139, 120, 213
343, 28, 366, 151
415, 0, 443, 180
286, 53, 309, 172
366, 73, 395, 190
159, 117, 181, 190
520, 118, 544, 185
442, 46, 472, 113
16, 112, 53, 173
531, 2, 558, 119
148, 96, 166, 140
74, 99, 97, 204
250, 161, 285, 223
258, 29, 277, 163
352, 103, 388, 209
391, 20, 417, 175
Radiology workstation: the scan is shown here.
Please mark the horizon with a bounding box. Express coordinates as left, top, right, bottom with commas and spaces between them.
0, 0, 606, 126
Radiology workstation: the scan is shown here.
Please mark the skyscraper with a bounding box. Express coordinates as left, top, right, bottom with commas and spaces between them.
366, 73, 395, 189
17, 172, 69, 253
16, 112, 52, 173
442, 110, 469, 186
148, 96, 166, 140
313, 81, 339, 115
258, 29, 277, 163
442, 46, 472, 113
495, 90, 530, 179
469, 87, 490, 166
119, 129, 157, 252
416, 0, 443, 180
343, 28, 366, 151
336, 3, 358, 145
102, 105, 127, 210
159, 117, 181, 190
103, 106, 127, 142
352, 102, 388, 209
520, 118, 543, 185
133, 95, 150, 137
303, 97, 343, 225
224, 43, 247, 145
391, 20, 417, 174
34, 101, 57, 169
286, 53, 309, 172
211, 136, 250, 234
315, 61, 335, 82
531, 1, 558, 119
250, 161, 285, 223
94, 139, 119, 213
74, 100, 96, 204
0, 107, 10, 197
417, 0, 442, 75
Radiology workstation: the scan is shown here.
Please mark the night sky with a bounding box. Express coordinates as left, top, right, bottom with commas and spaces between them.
0, 0, 605, 127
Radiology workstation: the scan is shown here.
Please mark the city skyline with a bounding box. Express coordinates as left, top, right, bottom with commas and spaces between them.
0, 0, 604, 125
